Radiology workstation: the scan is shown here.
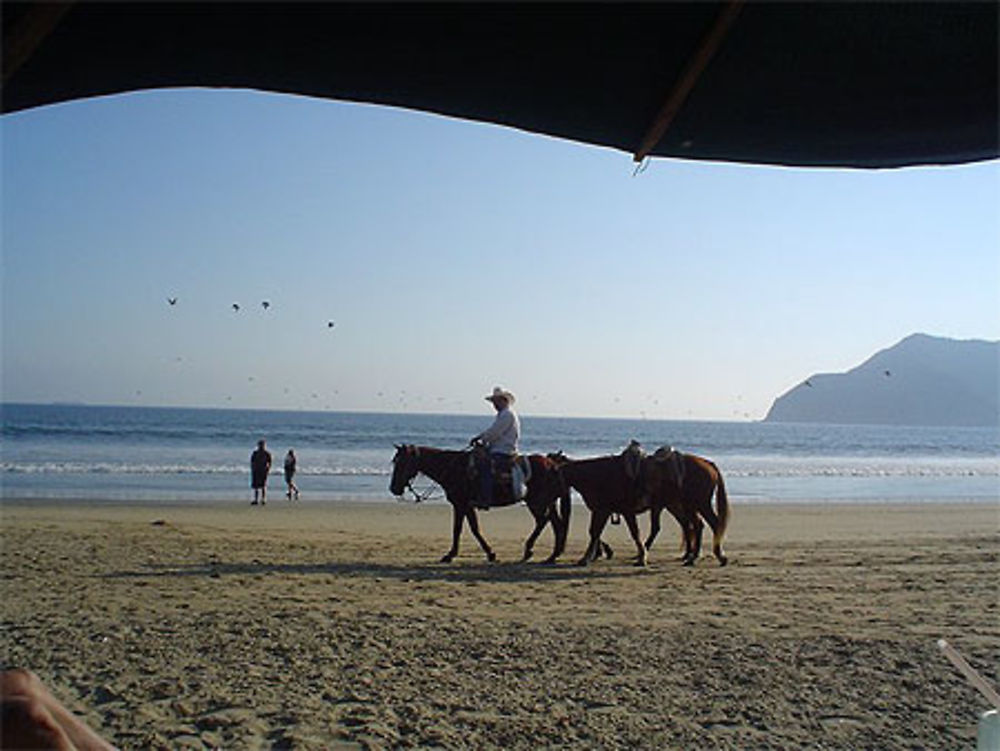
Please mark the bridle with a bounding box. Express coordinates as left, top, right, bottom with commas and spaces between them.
404, 479, 437, 502
394, 445, 441, 503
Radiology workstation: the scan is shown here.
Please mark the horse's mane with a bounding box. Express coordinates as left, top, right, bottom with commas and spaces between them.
407, 445, 469, 462
406, 445, 471, 489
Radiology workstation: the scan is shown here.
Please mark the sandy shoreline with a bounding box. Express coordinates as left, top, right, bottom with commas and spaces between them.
2, 499, 997, 749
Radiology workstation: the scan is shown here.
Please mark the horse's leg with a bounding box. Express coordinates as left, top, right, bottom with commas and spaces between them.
677, 513, 695, 564
672, 510, 691, 561
591, 512, 614, 564
695, 502, 726, 566
441, 502, 464, 563
623, 513, 647, 566
540, 501, 564, 565
543, 515, 563, 564
683, 515, 706, 565
644, 504, 663, 551
577, 508, 610, 566
465, 507, 497, 563
521, 505, 548, 563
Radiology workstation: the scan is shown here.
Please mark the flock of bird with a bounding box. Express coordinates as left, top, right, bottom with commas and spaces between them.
162, 294, 344, 408
168, 296, 334, 328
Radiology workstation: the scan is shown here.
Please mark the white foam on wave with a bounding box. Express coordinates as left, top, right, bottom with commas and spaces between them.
721, 455, 998, 479
3, 457, 996, 479
1, 462, 392, 477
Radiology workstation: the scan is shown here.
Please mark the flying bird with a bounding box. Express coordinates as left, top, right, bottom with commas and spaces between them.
805, 379, 814, 388
167, 297, 177, 306
327, 321, 335, 328
232, 303, 240, 312
884, 370, 892, 377
262, 301, 270, 310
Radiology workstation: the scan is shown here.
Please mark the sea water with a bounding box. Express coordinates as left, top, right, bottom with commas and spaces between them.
981, 710, 1000, 751
1, 403, 997, 504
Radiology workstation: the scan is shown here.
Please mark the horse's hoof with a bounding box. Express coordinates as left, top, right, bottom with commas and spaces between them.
541, 557, 557, 565
682, 558, 694, 567
440, 554, 454, 564
576, 558, 589, 567
487, 552, 497, 563
522, 550, 534, 563
718, 556, 729, 567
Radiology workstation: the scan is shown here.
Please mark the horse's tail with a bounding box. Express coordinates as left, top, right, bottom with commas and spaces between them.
559, 481, 572, 529
710, 461, 730, 565
550, 459, 570, 521
711, 461, 729, 536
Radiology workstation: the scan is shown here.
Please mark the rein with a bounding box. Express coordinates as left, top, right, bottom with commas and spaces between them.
403, 479, 439, 503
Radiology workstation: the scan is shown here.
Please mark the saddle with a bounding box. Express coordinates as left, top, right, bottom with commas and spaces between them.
612, 440, 647, 524
622, 439, 645, 481
469, 446, 532, 504
652, 445, 686, 488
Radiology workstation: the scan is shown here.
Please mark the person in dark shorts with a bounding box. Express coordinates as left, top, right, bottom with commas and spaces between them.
284, 449, 300, 500
250, 439, 272, 505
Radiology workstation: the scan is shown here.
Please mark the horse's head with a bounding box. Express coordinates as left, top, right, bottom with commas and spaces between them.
389, 444, 420, 496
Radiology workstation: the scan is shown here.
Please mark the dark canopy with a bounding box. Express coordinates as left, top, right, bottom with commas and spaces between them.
3, 1, 997, 168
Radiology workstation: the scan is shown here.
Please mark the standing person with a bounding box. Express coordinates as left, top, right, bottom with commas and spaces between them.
284, 449, 300, 500
250, 439, 272, 505
469, 386, 520, 508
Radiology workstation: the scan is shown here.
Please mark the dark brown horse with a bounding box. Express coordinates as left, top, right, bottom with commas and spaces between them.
549, 442, 651, 566
639, 447, 730, 566
389, 444, 571, 564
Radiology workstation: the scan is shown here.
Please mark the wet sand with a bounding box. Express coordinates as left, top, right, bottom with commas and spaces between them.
1, 499, 997, 749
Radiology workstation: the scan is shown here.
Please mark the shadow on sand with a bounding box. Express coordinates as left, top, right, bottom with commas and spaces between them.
100, 556, 652, 585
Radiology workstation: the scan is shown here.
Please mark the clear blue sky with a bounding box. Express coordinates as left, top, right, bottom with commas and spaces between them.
2, 89, 998, 420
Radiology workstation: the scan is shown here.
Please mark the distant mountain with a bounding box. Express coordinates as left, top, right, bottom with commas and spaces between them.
764, 334, 999, 427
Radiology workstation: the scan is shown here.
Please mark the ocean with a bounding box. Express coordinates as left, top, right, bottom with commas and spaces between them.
1, 403, 997, 505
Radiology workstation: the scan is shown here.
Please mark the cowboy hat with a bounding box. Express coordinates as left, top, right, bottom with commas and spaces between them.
485, 386, 515, 405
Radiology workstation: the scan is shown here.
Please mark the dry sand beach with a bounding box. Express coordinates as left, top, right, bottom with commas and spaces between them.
1, 499, 997, 750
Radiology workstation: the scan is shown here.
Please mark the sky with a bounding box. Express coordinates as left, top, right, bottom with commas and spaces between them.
2, 89, 998, 421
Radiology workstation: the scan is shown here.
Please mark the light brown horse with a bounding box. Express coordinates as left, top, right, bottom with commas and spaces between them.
389, 444, 570, 564
640, 447, 730, 566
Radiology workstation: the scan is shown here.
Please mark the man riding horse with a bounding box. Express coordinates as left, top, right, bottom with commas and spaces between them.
469, 386, 520, 509
390, 386, 569, 562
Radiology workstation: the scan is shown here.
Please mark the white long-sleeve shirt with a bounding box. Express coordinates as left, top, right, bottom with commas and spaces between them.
475, 406, 520, 454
